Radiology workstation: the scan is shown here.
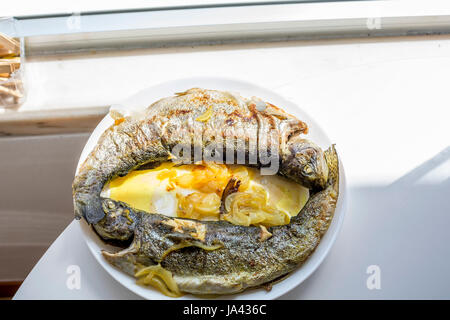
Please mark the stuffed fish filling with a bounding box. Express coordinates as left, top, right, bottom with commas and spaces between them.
102, 162, 309, 227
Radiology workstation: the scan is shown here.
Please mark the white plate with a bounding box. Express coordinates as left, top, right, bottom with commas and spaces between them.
76, 77, 347, 300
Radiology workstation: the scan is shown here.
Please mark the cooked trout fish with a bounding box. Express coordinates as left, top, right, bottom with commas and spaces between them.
73, 88, 338, 296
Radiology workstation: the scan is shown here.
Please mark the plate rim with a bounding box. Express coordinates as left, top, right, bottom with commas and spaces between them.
76, 76, 347, 300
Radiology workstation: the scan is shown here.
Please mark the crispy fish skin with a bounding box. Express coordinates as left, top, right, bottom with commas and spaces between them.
73, 88, 328, 224
99, 146, 338, 295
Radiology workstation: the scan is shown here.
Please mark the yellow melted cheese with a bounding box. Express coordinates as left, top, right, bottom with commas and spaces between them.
102, 162, 309, 227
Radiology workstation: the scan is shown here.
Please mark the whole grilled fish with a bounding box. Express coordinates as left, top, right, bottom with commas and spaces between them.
98, 145, 338, 295
72, 88, 336, 295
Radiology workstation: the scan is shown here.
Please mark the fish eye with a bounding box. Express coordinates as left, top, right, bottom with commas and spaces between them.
303, 165, 313, 176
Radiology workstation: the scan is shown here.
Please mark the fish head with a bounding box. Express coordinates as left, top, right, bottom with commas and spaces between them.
282, 138, 328, 190
92, 199, 138, 242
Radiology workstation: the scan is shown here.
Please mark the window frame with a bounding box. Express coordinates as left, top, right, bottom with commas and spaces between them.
1, 0, 450, 56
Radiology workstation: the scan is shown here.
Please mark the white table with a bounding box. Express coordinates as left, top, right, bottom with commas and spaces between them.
14, 156, 450, 300
12, 34, 450, 299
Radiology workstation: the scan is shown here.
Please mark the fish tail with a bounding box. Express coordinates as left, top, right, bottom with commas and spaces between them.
73, 183, 106, 223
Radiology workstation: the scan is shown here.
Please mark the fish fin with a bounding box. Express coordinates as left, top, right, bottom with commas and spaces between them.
73, 192, 105, 224
165, 231, 209, 245
102, 241, 139, 276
